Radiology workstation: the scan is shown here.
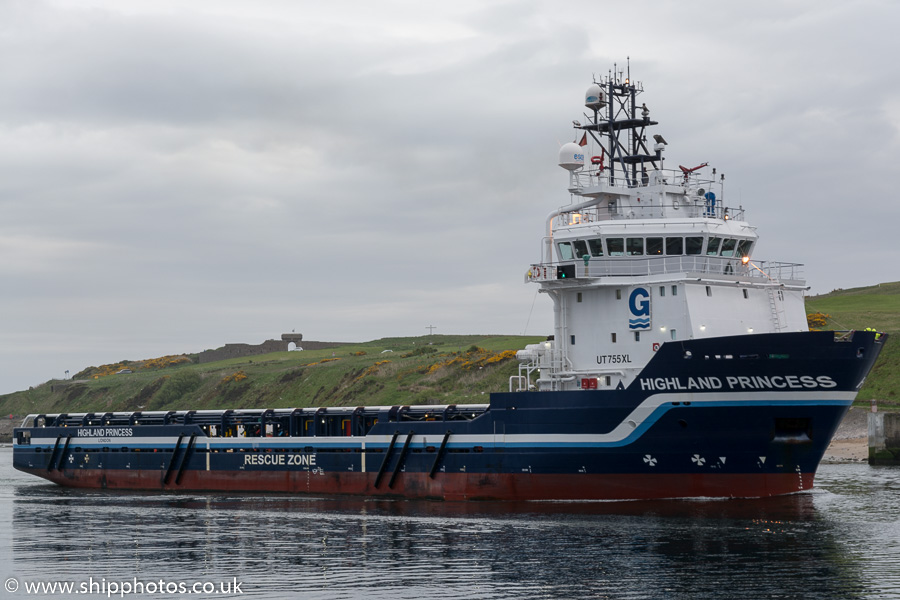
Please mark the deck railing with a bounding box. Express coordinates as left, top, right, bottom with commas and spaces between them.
527, 256, 804, 283
561, 167, 743, 222
553, 202, 744, 224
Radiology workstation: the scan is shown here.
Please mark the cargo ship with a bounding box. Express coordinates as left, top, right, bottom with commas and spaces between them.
13, 65, 885, 500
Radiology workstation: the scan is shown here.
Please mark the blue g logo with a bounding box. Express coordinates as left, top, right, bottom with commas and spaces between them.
628, 288, 651, 330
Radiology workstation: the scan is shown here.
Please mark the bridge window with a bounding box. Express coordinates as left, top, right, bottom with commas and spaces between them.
665, 237, 683, 255
647, 237, 663, 255
686, 237, 703, 255
626, 238, 644, 256
737, 239, 753, 257
588, 239, 604, 256
573, 240, 589, 259
720, 238, 737, 257
557, 242, 574, 260
706, 237, 721, 256
607, 238, 624, 256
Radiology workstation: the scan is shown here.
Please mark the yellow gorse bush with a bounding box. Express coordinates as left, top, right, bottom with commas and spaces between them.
90, 355, 192, 378
421, 348, 517, 375
221, 370, 248, 384
807, 312, 830, 329
356, 360, 392, 381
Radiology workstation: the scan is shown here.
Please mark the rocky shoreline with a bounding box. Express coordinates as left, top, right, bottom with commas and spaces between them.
821, 406, 869, 463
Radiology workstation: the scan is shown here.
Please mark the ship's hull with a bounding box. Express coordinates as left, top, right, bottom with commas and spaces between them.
13, 331, 884, 501
21, 468, 816, 501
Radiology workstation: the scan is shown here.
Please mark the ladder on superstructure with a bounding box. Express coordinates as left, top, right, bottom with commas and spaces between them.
766, 287, 785, 332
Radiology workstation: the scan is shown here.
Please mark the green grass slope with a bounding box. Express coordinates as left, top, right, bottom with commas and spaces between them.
806, 282, 900, 331
806, 281, 900, 404
3, 281, 897, 417
0, 335, 545, 416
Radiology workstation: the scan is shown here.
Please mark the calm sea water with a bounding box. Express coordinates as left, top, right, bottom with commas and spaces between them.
1, 447, 898, 599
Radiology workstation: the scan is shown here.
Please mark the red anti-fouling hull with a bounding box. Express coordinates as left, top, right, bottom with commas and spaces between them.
23, 468, 815, 501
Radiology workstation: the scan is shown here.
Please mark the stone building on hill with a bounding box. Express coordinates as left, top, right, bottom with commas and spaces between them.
198, 333, 347, 364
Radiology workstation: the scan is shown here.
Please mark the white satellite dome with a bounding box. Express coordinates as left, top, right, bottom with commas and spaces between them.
558, 142, 585, 171
585, 84, 606, 109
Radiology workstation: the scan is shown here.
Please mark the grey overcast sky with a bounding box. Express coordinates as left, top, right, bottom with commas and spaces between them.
2, 0, 898, 394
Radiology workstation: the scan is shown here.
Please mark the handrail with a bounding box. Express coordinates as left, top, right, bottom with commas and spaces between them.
568, 166, 720, 193
509, 376, 527, 393
551, 201, 744, 225
557, 165, 740, 223
527, 256, 804, 283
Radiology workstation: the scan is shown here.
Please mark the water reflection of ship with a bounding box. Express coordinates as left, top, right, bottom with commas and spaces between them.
13, 480, 831, 519
12, 484, 868, 599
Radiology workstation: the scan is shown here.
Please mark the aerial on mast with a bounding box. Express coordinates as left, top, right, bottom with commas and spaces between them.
575, 61, 661, 188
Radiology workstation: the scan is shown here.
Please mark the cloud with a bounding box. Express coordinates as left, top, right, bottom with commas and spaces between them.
1, 0, 899, 392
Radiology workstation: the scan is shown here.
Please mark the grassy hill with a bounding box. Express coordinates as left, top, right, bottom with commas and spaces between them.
0, 335, 545, 416
806, 282, 900, 331
805, 282, 900, 405
1, 281, 897, 417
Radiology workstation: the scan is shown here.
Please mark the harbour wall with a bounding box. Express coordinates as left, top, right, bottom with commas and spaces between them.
868, 411, 900, 465
0, 415, 20, 444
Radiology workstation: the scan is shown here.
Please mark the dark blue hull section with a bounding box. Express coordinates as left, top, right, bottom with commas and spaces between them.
12, 331, 885, 500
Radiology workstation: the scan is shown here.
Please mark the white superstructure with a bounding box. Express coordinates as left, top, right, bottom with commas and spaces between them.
516, 65, 808, 392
